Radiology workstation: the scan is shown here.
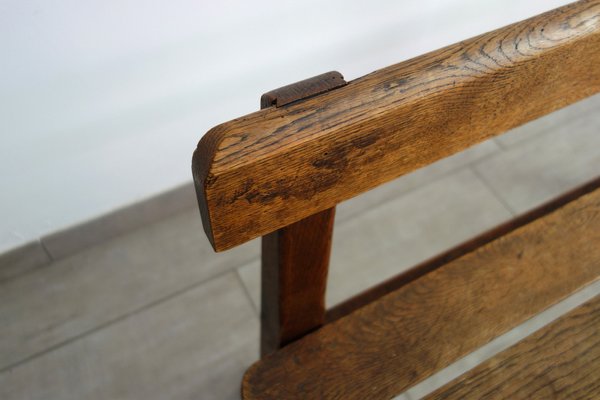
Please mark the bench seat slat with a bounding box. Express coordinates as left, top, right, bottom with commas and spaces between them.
426, 294, 600, 400
242, 186, 600, 399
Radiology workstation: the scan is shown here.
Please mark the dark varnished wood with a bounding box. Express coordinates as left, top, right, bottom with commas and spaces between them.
260, 71, 346, 108
261, 208, 335, 357
426, 295, 600, 400
193, 0, 600, 251
242, 187, 600, 399
326, 175, 600, 322
259, 74, 342, 357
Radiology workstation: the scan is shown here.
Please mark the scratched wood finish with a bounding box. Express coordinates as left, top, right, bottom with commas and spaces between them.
426, 295, 600, 400
261, 208, 335, 357
326, 176, 600, 322
242, 187, 600, 399
193, 0, 600, 251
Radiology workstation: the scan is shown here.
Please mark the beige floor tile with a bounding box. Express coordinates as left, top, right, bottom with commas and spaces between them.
336, 139, 500, 223
493, 93, 600, 148
0, 273, 258, 400
238, 169, 512, 310
474, 114, 600, 214
0, 209, 258, 370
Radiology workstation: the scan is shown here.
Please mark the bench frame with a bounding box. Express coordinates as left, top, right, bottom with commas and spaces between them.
192, 0, 600, 396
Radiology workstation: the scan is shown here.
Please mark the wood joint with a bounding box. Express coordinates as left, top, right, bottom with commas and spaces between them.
259, 72, 342, 357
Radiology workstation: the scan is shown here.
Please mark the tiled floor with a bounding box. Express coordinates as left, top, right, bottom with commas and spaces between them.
1, 95, 599, 400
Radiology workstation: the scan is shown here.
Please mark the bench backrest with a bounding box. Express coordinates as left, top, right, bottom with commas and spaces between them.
192, 0, 600, 357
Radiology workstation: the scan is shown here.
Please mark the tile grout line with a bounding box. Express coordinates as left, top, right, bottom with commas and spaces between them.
0, 241, 54, 286
470, 165, 518, 216
490, 100, 598, 151
225, 157, 504, 314
0, 148, 501, 373
0, 183, 197, 281
0, 207, 205, 288
2, 138, 501, 288
0, 154, 488, 290
335, 151, 500, 228
226, 155, 506, 320
491, 137, 511, 151
39, 239, 54, 262
0, 267, 242, 375
2, 96, 596, 283
235, 267, 260, 318
203, 154, 506, 316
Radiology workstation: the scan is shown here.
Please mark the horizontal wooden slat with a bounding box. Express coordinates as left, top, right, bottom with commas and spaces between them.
242, 186, 600, 399
193, 0, 600, 251
426, 294, 600, 400
326, 176, 600, 322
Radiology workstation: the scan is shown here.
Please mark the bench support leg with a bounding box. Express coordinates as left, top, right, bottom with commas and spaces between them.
260, 207, 335, 357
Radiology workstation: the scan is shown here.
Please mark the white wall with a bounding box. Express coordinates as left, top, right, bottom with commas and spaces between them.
0, 0, 571, 252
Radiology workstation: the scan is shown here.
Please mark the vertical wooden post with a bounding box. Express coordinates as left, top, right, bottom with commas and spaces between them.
261, 208, 336, 356
259, 71, 346, 357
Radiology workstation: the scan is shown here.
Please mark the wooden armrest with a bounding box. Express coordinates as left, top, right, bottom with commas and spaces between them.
426, 294, 600, 399
242, 186, 600, 399
193, 0, 600, 251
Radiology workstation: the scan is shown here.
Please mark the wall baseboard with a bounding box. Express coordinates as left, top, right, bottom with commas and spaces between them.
0, 181, 198, 283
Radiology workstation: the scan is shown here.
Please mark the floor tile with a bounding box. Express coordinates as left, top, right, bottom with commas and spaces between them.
42, 183, 198, 261
0, 209, 258, 370
0, 273, 258, 400
336, 139, 500, 223
238, 169, 512, 310
6, 95, 597, 399
474, 114, 600, 214
493, 93, 600, 148
237, 261, 261, 314
327, 169, 511, 307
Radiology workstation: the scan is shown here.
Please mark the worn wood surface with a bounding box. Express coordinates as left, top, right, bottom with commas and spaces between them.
426, 294, 600, 400
193, 0, 600, 251
327, 175, 600, 322
242, 187, 600, 399
259, 73, 342, 357
261, 208, 335, 357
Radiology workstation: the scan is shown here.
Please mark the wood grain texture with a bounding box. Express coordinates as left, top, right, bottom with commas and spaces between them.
426, 294, 600, 400
193, 0, 600, 251
261, 208, 335, 357
259, 73, 342, 357
242, 187, 600, 399
326, 175, 600, 322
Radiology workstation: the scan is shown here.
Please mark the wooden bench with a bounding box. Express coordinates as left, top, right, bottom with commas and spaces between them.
192, 1, 600, 398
